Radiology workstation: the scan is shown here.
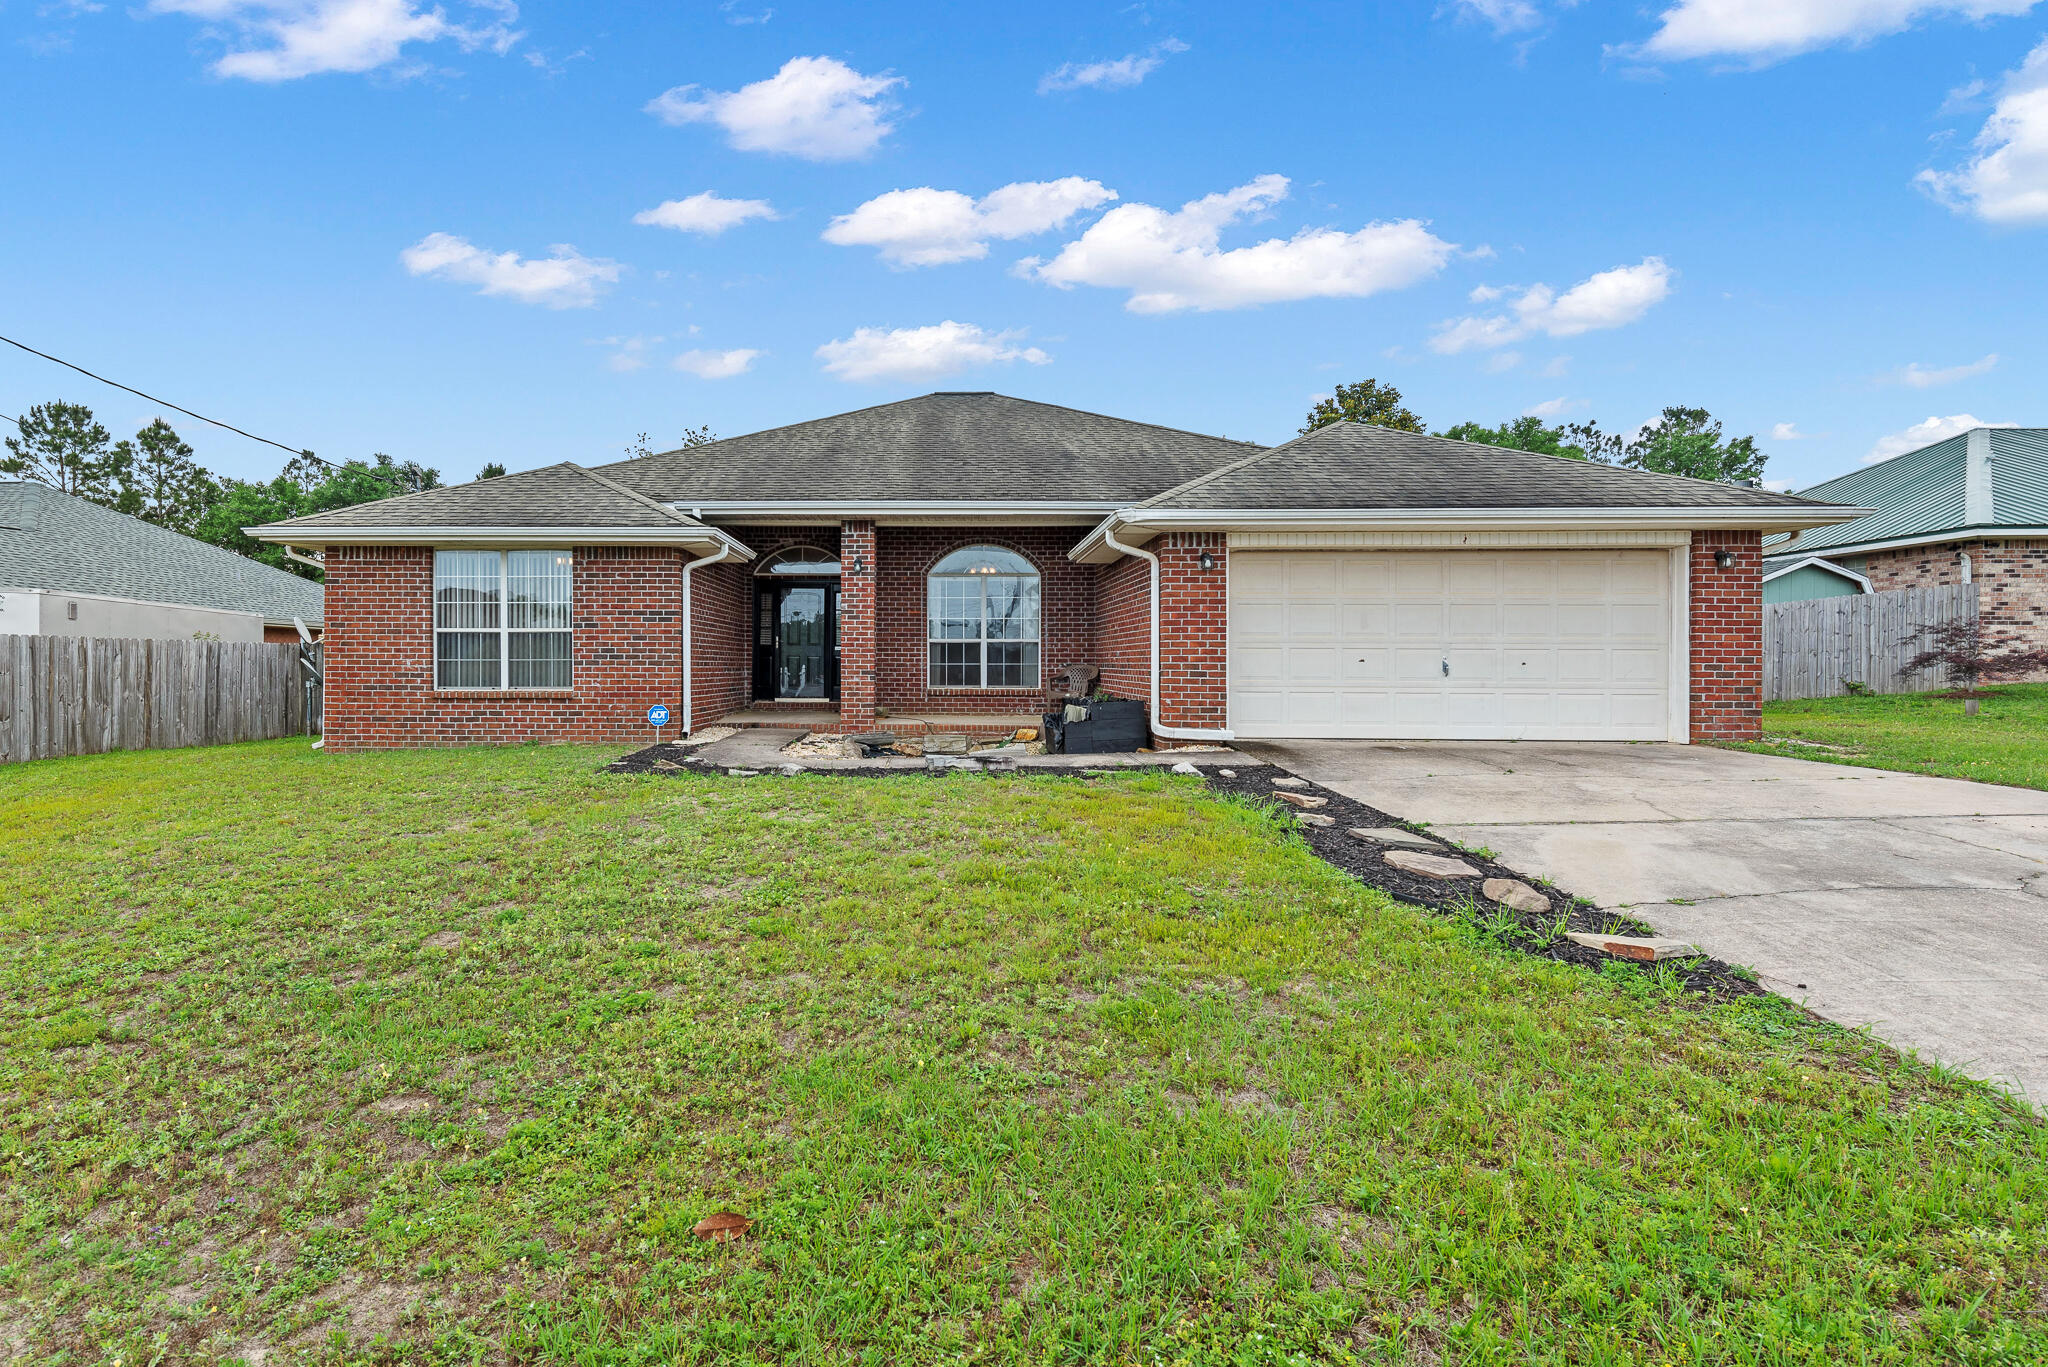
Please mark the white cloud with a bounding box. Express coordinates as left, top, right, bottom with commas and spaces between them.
1522, 396, 1579, 418
1023, 174, 1455, 313
1630, 0, 2037, 66
400, 232, 619, 308
1920, 39, 2048, 223
1539, 354, 1572, 377
1482, 351, 1522, 373
1865, 412, 2016, 462
149, 0, 520, 82
600, 334, 663, 372
1771, 421, 1808, 440
1452, 0, 1545, 34
633, 191, 780, 236
1431, 257, 1673, 353
1038, 37, 1187, 93
673, 348, 761, 379
814, 321, 1049, 383
1762, 477, 1799, 491
644, 55, 901, 161
1891, 352, 2000, 386
822, 178, 1116, 267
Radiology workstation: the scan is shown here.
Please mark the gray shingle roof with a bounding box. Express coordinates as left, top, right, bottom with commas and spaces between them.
589, 392, 1260, 502
252, 463, 717, 532
0, 481, 325, 626
1136, 421, 1846, 511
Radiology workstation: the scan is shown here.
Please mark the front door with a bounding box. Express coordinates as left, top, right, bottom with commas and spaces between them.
753, 581, 840, 701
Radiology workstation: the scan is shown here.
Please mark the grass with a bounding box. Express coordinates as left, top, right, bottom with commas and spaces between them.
1737, 682, 2048, 790
2, 739, 2045, 1366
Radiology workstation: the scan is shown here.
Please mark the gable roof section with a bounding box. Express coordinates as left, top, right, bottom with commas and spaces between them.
245, 464, 746, 554
589, 392, 1260, 505
0, 480, 326, 626
1134, 421, 1842, 511
1775, 427, 2048, 557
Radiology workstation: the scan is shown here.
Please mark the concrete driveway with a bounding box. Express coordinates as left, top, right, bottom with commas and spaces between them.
1243, 739, 2048, 1106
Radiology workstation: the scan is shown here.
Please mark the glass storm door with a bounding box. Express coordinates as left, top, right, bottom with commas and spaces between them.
777, 585, 830, 699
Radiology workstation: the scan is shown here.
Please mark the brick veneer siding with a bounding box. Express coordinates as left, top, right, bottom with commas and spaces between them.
1155, 533, 1228, 731
322, 543, 685, 751
872, 527, 1096, 717
838, 520, 879, 731
1689, 531, 1763, 742
686, 556, 752, 728
1094, 551, 1150, 704
1857, 538, 2048, 648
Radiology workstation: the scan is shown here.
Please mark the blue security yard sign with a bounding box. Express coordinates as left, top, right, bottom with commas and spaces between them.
647, 704, 670, 745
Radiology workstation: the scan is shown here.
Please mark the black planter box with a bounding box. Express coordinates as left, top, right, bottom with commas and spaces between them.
1040, 698, 1149, 754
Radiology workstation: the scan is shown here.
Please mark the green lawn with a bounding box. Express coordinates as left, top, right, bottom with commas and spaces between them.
1743, 682, 2048, 790
3, 741, 2045, 1366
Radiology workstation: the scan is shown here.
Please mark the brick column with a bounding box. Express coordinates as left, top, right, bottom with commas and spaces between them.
838, 519, 878, 731
1155, 532, 1229, 736
1689, 530, 1762, 742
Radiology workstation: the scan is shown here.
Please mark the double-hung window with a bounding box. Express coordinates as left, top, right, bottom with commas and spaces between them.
434, 550, 573, 689
927, 546, 1040, 688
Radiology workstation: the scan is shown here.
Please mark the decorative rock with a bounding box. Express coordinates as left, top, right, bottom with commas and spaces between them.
652, 758, 680, 771
779, 764, 804, 776
1295, 812, 1336, 827
1482, 878, 1550, 914
925, 733, 971, 755
1271, 790, 1328, 810
1383, 849, 1481, 880
1219, 768, 1236, 778
727, 769, 760, 777
1346, 826, 1439, 849
925, 754, 983, 771
1013, 727, 1040, 742
1563, 932, 1703, 962
1171, 761, 1200, 775
1270, 777, 1309, 789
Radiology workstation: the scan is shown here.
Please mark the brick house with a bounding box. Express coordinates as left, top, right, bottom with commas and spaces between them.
1767, 426, 2048, 646
247, 393, 1856, 751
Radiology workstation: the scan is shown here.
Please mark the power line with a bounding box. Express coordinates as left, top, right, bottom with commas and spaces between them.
0, 333, 335, 468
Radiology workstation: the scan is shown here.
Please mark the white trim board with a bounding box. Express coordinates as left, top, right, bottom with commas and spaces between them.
1228, 529, 1690, 551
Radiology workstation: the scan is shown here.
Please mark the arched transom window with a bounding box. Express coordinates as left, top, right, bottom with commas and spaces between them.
928, 546, 1040, 688
755, 546, 841, 576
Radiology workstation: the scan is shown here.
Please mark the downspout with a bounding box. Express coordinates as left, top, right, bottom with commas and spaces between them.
681, 539, 739, 734
1100, 516, 1234, 742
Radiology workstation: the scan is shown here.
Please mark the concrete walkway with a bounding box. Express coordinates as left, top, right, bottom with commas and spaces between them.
1243, 739, 2048, 1106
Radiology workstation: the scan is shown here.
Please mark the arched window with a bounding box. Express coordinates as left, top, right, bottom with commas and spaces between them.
754, 546, 841, 576
928, 546, 1039, 688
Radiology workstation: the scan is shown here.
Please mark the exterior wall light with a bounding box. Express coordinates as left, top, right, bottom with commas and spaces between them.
1198, 551, 1216, 572
1714, 549, 1735, 570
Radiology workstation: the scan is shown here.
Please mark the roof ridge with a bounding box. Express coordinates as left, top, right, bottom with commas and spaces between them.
975, 393, 1264, 452
568, 462, 703, 525
607, 395, 939, 468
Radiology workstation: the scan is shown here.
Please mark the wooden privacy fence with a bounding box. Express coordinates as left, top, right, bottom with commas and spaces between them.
1764, 583, 1977, 701
0, 634, 318, 765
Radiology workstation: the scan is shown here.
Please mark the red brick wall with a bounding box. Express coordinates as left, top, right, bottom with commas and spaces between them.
838, 520, 879, 730
1689, 531, 1763, 742
1858, 538, 2048, 648
687, 557, 751, 728
871, 527, 1096, 717
1094, 551, 1150, 704
322, 544, 685, 751
1155, 533, 1229, 731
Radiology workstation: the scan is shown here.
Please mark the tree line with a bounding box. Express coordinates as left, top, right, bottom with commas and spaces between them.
1, 399, 477, 581
1302, 379, 1769, 486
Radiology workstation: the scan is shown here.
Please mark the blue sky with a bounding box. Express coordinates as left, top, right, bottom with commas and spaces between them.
4, 1, 2045, 493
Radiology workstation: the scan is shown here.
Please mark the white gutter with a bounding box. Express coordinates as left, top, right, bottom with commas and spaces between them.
681, 541, 741, 734
1775, 524, 2048, 561
282, 544, 326, 571
244, 525, 742, 549
1100, 516, 1234, 744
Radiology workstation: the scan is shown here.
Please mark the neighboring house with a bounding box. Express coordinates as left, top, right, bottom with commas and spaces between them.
0, 480, 324, 644
1762, 554, 1871, 604
1769, 427, 2048, 642
246, 392, 1856, 751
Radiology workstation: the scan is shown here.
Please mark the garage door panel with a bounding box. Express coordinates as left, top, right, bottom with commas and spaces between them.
1230, 550, 1673, 740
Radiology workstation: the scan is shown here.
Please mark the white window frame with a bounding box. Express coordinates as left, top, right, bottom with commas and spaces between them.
433, 549, 574, 691
926, 546, 1041, 690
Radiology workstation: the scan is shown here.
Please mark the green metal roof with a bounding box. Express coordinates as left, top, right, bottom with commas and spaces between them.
1774, 427, 2047, 557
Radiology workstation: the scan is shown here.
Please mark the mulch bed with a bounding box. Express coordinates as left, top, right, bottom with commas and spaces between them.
1194, 765, 1764, 998
606, 742, 1762, 998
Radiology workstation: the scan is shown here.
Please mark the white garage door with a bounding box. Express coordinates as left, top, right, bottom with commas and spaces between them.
1229, 550, 1674, 740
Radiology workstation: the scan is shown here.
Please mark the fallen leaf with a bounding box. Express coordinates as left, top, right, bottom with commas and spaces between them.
692, 1211, 753, 1243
